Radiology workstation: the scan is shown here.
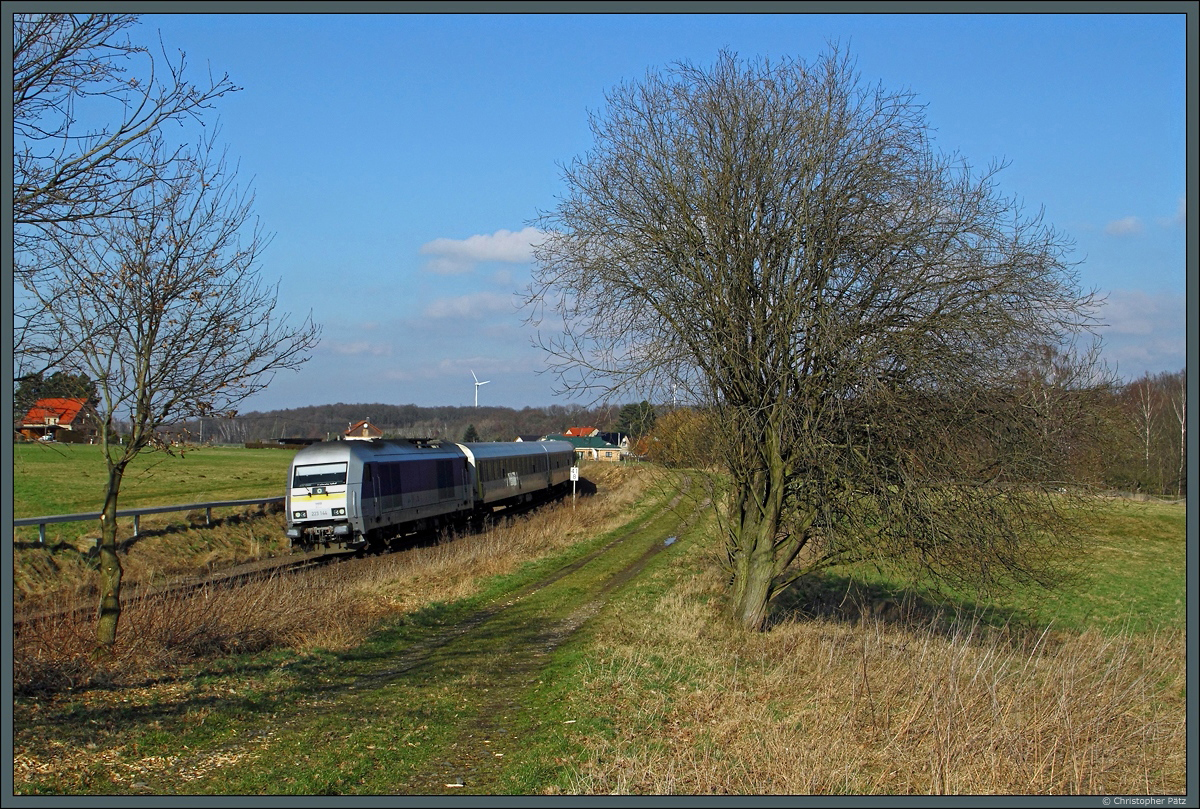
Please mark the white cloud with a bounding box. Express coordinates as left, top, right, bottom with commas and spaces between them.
433, 356, 534, 377
1101, 289, 1181, 336
420, 227, 546, 275
1160, 196, 1185, 228
423, 291, 517, 319
1104, 216, 1143, 236
1096, 289, 1186, 379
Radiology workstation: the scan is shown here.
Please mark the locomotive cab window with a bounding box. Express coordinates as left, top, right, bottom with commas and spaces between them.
293, 462, 348, 487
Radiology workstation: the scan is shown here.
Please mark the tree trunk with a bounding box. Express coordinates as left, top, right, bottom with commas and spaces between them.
728, 534, 776, 630
726, 444, 788, 631
95, 462, 126, 649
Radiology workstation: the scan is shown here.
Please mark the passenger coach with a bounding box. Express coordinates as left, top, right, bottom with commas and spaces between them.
459, 440, 575, 507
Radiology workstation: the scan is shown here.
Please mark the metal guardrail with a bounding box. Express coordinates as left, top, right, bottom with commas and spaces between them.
14, 496, 285, 545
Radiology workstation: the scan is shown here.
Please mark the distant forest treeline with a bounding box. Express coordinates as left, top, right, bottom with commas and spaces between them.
18, 370, 1187, 497
182, 402, 626, 445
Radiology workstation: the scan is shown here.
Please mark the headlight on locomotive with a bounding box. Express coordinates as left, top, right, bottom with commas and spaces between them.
332, 507, 345, 516
293, 510, 307, 519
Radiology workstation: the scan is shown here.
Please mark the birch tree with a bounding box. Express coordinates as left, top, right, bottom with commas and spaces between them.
1169, 371, 1186, 498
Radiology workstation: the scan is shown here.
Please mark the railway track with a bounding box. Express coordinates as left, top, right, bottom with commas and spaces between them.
12, 486, 573, 634
12, 546, 354, 633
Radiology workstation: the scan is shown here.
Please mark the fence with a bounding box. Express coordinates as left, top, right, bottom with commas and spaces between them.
14, 497, 285, 545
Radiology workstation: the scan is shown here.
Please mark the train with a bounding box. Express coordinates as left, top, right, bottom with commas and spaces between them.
284, 438, 576, 550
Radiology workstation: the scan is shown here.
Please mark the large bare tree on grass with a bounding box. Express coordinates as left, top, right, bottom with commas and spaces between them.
526, 49, 1106, 630
21, 138, 320, 648
14, 12, 238, 379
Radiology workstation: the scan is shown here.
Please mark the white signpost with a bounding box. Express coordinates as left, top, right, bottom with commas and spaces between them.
570, 465, 579, 507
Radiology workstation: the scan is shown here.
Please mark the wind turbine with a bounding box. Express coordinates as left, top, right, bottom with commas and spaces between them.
471, 370, 490, 407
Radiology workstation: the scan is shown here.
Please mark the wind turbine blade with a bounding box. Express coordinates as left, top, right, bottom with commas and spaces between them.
471, 370, 479, 382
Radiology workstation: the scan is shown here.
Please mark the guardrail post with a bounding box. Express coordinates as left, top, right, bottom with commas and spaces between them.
133, 515, 140, 537
205, 507, 212, 525
39, 523, 46, 545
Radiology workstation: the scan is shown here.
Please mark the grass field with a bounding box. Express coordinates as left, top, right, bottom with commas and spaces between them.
1028, 499, 1187, 632
13, 443, 297, 544
10, 459, 1188, 795
13, 443, 1187, 634
793, 497, 1188, 636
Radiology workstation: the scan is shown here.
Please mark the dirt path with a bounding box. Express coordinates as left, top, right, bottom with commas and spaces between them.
134, 474, 712, 795
371, 476, 710, 793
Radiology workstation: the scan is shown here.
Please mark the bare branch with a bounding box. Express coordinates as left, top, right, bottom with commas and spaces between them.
525, 47, 1108, 630
13, 13, 241, 375
19, 133, 320, 648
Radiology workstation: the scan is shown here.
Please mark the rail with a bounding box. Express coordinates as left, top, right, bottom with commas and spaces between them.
14, 496, 285, 545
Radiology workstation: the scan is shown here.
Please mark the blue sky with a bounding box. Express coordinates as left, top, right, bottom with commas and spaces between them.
128, 10, 1187, 412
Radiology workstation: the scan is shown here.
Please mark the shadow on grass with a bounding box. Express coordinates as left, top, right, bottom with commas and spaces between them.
11, 651, 363, 741
11, 539, 98, 560
768, 571, 1059, 647
11, 602, 513, 774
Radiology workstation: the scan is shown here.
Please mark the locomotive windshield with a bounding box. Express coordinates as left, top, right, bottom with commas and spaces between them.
292, 462, 348, 488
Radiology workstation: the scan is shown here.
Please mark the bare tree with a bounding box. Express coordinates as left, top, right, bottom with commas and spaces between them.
1130, 377, 1161, 473
1012, 340, 1122, 486
527, 49, 1104, 630
14, 13, 238, 376
1119, 371, 1188, 494
1169, 371, 1186, 498
20, 136, 321, 648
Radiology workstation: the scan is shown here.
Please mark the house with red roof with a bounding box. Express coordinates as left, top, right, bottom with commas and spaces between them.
563, 426, 600, 438
18, 397, 93, 442
344, 419, 384, 440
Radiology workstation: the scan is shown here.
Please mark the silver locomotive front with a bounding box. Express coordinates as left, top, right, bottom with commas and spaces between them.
285, 443, 359, 547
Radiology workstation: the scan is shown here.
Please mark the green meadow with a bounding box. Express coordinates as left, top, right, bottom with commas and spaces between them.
13, 443, 297, 543
11, 463, 1187, 795
786, 497, 1187, 636
12, 443, 1186, 635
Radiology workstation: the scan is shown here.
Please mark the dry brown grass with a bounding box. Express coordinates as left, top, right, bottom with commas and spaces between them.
13, 504, 292, 607
12, 463, 658, 693
17, 462, 1178, 795
559, 549, 1187, 795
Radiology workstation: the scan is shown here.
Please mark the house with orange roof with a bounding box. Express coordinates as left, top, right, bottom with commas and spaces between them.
344, 419, 384, 440
18, 397, 93, 442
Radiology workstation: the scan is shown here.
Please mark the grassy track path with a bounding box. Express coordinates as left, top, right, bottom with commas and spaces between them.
123, 473, 708, 795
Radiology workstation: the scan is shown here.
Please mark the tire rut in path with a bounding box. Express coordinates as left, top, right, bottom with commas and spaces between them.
386, 477, 711, 794
351, 475, 697, 690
